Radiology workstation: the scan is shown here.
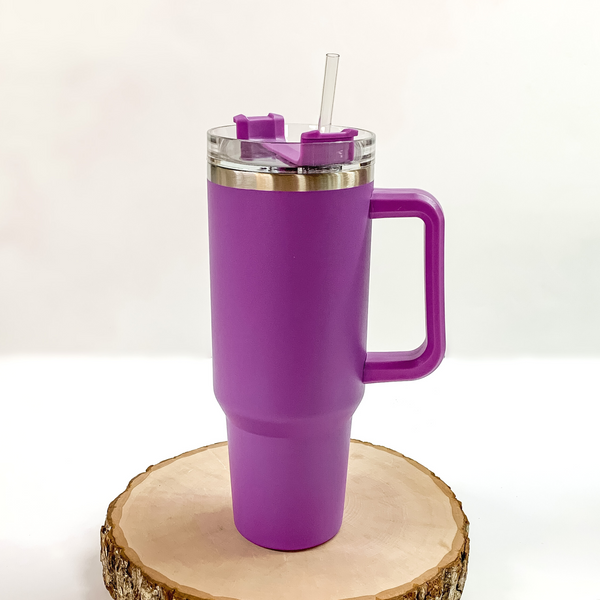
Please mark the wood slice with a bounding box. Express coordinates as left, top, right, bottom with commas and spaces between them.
101, 440, 469, 600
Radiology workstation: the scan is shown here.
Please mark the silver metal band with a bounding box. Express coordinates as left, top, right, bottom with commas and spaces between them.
208, 164, 374, 192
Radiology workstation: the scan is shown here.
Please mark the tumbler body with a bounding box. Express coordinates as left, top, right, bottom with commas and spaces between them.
208, 180, 374, 550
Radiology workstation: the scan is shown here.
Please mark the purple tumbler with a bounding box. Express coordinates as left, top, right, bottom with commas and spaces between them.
207, 117, 445, 551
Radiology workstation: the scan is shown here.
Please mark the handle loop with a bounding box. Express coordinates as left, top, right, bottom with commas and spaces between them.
362, 188, 445, 383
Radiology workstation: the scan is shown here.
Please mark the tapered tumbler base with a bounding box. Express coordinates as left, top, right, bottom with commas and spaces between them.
226, 418, 352, 550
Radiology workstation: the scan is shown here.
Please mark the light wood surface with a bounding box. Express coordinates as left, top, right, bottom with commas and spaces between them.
101, 440, 469, 600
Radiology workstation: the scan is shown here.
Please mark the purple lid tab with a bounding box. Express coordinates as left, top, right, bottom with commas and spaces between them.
234, 113, 285, 141
300, 128, 358, 143
299, 128, 358, 166
263, 128, 359, 167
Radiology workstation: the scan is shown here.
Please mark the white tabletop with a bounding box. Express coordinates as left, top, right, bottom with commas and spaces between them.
1, 356, 598, 599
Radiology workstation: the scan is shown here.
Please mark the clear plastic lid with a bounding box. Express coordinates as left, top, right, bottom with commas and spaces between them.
207, 123, 375, 175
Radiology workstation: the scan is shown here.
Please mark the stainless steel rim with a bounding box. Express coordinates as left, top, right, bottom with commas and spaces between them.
208, 164, 374, 192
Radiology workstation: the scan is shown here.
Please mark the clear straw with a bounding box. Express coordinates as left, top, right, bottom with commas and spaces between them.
317, 53, 340, 133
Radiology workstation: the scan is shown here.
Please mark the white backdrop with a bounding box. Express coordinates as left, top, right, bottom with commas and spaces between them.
2, 4, 600, 599
1, 0, 599, 357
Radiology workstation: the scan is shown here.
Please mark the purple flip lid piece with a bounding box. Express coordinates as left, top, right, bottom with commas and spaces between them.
234, 113, 358, 167
299, 128, 358, 166
234, 113, 285, 141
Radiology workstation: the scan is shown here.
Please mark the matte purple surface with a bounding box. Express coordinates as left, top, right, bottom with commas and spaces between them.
207, 180, 445, 550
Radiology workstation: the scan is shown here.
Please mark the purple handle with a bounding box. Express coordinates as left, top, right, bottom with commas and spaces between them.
363, 188, 446, 383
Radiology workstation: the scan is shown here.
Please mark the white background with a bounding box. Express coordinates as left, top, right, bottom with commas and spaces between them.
1, 0, 599, 356
1, 1, 599, 599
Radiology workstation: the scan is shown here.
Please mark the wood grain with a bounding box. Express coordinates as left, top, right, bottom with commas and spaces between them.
101, 440, 469, 600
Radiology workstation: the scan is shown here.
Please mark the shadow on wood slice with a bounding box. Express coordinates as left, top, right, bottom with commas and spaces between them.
101, 439, 469, 600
